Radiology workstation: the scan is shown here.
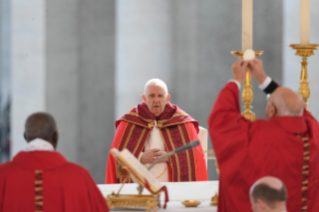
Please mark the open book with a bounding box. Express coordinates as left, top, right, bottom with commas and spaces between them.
111, 148, 164, 193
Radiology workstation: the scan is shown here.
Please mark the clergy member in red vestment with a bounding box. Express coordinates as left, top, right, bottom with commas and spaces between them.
105, 78, 208, 183
0, 113, 109, 212
208, 59, 319, 212
250, 176, 288, 212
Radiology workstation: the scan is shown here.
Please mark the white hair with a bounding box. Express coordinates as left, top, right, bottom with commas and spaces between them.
144, 78, 169, 95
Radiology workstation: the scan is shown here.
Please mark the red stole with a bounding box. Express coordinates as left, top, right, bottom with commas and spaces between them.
116, 102, 199, 182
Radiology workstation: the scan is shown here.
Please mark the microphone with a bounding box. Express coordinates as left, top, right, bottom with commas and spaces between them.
147, 140, 200, 171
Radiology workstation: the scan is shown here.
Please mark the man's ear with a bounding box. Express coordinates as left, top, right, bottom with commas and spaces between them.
142, 94, 146, 101
24, 133, 28, 141
52, 131, 59, 150
257, 199, 267, 211
166, 94, 171, 101
269, 104, 276, 118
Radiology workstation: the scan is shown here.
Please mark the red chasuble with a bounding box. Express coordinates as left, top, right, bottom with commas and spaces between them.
0, 151, 109, 212
105, 102, 208, 184
208, 82, 319, 212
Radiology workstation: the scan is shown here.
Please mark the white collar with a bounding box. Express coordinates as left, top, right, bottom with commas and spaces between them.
25, 138, 55, 152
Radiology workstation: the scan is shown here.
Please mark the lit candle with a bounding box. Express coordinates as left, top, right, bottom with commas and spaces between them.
300, 0, 310, 45
242, 0, 253, 51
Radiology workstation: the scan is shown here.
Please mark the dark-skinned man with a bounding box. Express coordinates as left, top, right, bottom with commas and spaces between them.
0, 112, 109, 212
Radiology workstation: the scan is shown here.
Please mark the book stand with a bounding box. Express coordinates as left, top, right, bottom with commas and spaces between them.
106, 164, 164, 212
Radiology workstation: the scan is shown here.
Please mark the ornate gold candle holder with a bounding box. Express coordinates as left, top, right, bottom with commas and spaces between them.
289, 44, 319, 110
231, 51, 263, 121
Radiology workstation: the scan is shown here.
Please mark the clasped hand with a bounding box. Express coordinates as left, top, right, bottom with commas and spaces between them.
140, 148, 169, 164
232, 58, 267, 84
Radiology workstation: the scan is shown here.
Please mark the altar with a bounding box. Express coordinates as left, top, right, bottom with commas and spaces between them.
98, 181, 219, 212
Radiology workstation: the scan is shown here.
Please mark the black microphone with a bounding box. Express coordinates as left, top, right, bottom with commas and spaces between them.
147, 140, 200, 171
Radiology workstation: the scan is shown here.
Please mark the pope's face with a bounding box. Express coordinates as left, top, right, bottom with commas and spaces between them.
142, 84, 170, 117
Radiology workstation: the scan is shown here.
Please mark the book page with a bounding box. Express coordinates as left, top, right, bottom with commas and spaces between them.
118, 148, 163, 193
111, 148, 120, 157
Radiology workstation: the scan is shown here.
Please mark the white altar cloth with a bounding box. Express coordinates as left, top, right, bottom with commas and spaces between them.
98, 181, 218, 212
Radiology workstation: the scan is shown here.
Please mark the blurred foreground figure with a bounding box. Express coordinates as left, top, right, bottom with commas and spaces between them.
208, 59, 319, 212
106, 78, 208, 183
0, 113, 109, 212
250, 176, 287, 212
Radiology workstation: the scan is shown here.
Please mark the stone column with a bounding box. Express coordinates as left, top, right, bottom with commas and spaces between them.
283, 0, 319, 120
11, 0, 46, 157
46, 0, 80, 164
46, 0, 116, 183
0, 0, 11, 162
116, 0, 173, 119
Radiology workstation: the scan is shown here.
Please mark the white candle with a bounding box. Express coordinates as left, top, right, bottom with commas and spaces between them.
300, 0, 310, 45
242, 0, 253, 51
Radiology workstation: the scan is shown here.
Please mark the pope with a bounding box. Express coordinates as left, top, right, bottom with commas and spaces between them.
105, 79, 208, 183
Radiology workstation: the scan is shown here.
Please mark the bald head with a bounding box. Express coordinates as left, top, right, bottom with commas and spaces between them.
24, 112, 58, 148
266, 87, 303, 119
144, 78, 168, 96
250, 176, 287, 210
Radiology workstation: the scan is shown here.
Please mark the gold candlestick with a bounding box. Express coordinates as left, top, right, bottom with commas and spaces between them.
289, 44, 318, 109
231, 51, 263, 121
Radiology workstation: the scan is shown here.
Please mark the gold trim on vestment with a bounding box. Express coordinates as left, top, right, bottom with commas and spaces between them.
160, 131, 173, 180
156, 112, 189, 124
184, 123, 198, 181
122, 111, 193, 130
159, 120, 195, 129
304, 143, 310, 147
132, 128, 147, 155
127, 111, 188, 122
118, 118, 150, 129
300, 133, 310, 212
126, 112, 154, 123
123, 125, 135, 150
178, 125, 192, 181
119, 124, 135, 184
119, 123, 129, 149
165, 128, 181, 182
